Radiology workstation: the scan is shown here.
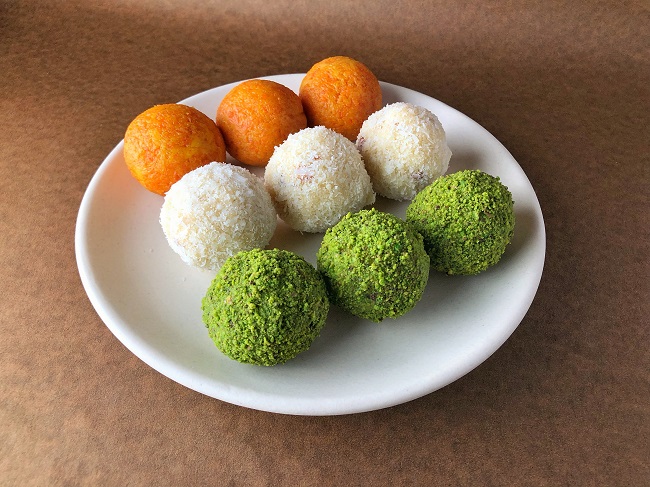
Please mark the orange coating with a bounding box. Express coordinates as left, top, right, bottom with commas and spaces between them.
299, 56, 382, 141
216, 79, 307, 167
123, 104, 226, 195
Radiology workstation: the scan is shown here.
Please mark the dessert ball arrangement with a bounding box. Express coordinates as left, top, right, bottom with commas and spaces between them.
299, 56, 382, 141
264, 126, 375, 233
406, 170, 515, 275
317, 208, 430, 322
357, 102, 452, 201
124, 103, 226, 195
216, 79, 307, 166
121, 55, 516, 366
202, 249, 329, 366
160, 162, 277, 272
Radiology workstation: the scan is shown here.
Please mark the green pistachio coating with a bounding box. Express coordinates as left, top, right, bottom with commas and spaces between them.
202, 248, 329, 366
317, 208, 430, 322
406, 170, 515, 275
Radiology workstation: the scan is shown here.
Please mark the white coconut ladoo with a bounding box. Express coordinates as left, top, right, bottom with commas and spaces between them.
160, 162, 277, 272
356, 102, 452, 201
264, 126, 375, 233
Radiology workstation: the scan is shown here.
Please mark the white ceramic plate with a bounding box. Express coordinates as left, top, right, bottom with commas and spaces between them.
75, 74, 545, 415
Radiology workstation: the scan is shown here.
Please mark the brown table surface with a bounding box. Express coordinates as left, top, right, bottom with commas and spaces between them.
2, 0, 648, 485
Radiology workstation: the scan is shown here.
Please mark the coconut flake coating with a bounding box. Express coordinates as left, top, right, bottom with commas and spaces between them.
406, 170, 515, 275
356, 102, 452, 201
202, 249, 329, 366
160, 162, 277, 272
264, 126, 375, 233
317, 208, 430, 322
